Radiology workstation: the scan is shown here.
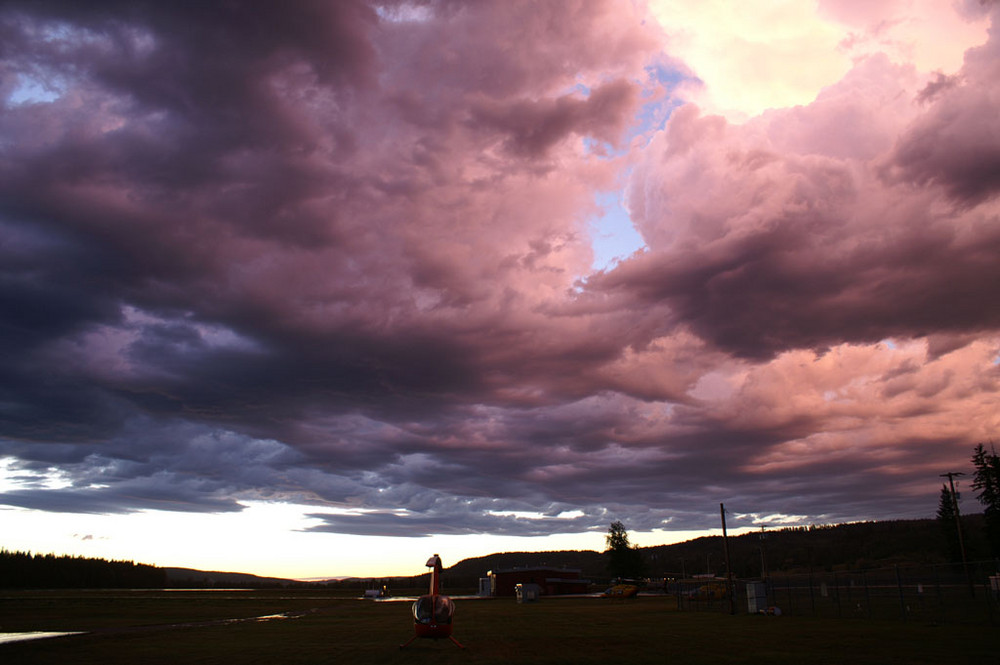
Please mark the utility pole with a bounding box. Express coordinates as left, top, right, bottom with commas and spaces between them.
720, 503, 736, 615
940, 472, 974, 597
758, 524, 768, 581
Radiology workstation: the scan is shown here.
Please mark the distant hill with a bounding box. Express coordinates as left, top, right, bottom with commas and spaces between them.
439, 514, 991, 586
162, 567, 300, 587
444, 550, 606, 584
638, 515, 989, 579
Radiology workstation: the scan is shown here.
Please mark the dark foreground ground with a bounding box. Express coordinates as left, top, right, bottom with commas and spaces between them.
0, 589, 995, 664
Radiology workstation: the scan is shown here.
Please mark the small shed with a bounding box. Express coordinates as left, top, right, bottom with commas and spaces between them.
746, 581, 767, 613
515, 583, 541, 603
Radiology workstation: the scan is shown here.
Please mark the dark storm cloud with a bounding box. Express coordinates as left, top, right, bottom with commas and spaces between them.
303, 496, 607, 539
0, 485, 244, 514
884, 17, 1000, 206
0, 0, 663, 529
468, 78, 641, 158
588, 210, 1000, 360
2, 0, 999, 543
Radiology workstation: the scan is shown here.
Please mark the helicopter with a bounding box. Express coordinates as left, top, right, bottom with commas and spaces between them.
399, 554, 464, 649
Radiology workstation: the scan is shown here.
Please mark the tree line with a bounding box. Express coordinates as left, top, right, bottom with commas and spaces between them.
937, 442, 1000, 562
0, 550, 166, 588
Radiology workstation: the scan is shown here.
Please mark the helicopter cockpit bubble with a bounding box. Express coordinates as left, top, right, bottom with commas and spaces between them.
413, 594, 455, 624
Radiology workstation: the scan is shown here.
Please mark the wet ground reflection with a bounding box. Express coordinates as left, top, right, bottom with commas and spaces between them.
0, 631, 85, 644
0, 610, 304, 645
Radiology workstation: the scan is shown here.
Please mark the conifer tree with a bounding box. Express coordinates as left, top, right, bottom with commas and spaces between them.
971, 443, 1000, 557
936, 484, 962, 562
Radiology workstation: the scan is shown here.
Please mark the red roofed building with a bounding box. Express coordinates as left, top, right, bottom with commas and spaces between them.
487, 566, 590, 596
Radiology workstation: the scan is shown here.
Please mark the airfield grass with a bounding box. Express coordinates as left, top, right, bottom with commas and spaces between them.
0, 589, 995, 664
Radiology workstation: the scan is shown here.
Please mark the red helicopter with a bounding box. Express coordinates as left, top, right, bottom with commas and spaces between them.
399, 554, 464, 649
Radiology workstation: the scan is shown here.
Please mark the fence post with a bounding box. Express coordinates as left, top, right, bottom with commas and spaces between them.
786, 574, 793, 614
863, 570, 872, 620
808, 570, 816, 617
984, 560, 997, 626
895, 565, 906, 622
932, 563, 944, 624
834, 572, 842, 619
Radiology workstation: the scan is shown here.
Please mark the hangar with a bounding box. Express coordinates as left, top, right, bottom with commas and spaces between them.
486, 566, 590, 596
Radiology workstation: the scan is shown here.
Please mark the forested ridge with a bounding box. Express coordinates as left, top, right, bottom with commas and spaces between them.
0, 549, 165, 588
443, 515, 992, 585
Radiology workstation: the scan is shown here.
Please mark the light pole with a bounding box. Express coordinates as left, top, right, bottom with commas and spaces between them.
758, 524, 768, 581
720, 503, 736, 615
941, 471, 974, 597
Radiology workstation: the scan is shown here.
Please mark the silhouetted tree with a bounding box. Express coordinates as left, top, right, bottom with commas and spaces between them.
936, 484, 963, 562
972, 443, 1000, 557
605, 521, 646, 580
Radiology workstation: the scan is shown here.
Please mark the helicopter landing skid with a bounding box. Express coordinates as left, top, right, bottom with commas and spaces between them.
399, 634, 464, 649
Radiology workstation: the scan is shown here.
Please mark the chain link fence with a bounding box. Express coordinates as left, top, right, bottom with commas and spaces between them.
671, 560, 999, 625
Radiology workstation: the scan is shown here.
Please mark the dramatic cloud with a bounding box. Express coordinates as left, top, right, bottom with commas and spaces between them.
603, 52, 1000, 359
1, 0, 998, 561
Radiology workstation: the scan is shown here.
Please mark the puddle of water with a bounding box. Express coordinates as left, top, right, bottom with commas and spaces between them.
0, 631, 85, 645
0, 610, 305, 643
373, 594, 490, 603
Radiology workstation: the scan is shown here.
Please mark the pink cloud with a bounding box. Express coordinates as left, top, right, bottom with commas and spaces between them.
602, 38, 1000, 359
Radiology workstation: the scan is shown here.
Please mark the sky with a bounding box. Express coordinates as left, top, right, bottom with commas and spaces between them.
1, 0, 999, 580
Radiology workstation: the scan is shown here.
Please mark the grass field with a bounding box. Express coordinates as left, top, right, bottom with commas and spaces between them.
0, 589, 995, 664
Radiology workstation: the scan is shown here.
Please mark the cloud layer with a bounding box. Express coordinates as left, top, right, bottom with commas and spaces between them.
2, 0, 999, 540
